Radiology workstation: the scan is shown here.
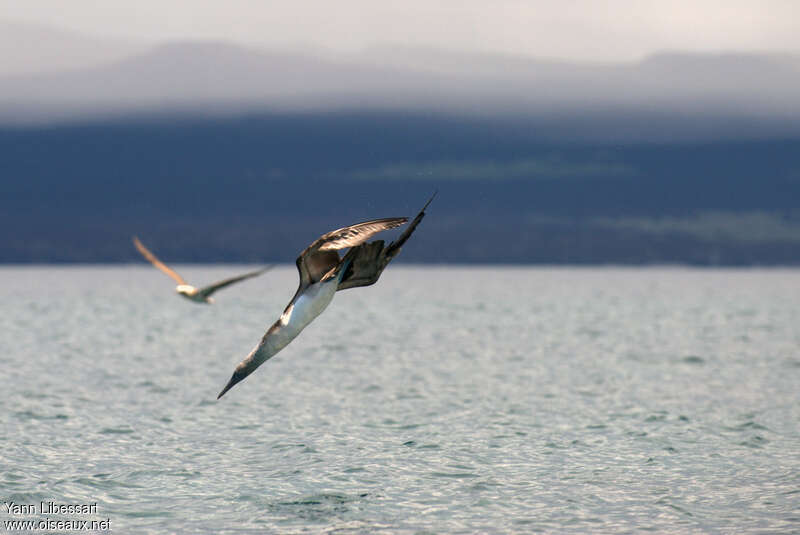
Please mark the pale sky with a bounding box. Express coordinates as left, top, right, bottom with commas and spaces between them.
3, 0, 800, 61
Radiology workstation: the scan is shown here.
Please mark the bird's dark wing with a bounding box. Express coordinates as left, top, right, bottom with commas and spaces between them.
295, 250, 341, 290
199, 266, 273, 298
335, 241, 387, 291
337, 193, 435, 291
313, 218, 408, 252
384, 192, 436, 259
132, 236, 188, 285
296, 217, 408, 289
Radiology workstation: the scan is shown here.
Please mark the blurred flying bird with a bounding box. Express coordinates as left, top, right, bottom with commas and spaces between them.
217, 193, 435, 399
132, 236, 271, 304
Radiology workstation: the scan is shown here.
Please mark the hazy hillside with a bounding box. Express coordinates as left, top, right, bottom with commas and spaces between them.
2, 23, 799, 264
1, 35, 799, 133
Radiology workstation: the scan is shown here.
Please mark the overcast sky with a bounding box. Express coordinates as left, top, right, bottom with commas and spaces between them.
4, 0, 799, 61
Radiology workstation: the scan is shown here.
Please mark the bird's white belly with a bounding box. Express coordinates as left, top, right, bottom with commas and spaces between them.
280, 280, 338, 339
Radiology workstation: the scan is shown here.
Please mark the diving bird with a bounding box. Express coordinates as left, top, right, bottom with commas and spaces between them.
132, 236, 271, 304
217, 193, 435, 399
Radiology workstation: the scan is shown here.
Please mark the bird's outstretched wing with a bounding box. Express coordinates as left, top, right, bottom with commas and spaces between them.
132, 236, 188, 285
296, 217, 408, 288
337, 192, 435, 291
314, 218, 408, 252
384, 192, 436, 259
198, 267, 273, 298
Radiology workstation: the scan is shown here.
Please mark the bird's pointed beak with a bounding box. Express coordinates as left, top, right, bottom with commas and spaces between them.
217, 373, 241, 399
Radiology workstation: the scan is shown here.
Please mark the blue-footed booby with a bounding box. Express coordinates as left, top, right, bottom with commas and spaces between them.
217, 193, 435, 399
133, 236, 271, 304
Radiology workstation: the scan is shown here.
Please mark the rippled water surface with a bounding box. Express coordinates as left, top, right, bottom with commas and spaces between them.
1, 266, 799, 533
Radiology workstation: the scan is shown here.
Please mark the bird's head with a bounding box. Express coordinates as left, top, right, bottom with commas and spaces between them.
176, 284, 197, 296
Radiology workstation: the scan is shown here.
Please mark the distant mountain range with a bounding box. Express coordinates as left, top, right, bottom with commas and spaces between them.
2, 21, 800, 264
1, 20, 800, 137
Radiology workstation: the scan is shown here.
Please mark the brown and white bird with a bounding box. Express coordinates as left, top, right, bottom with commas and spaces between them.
132, 236, 270, 304
217, 193, 435, 399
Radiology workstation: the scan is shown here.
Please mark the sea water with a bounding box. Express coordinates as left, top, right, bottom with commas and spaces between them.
1, 266, 798, 533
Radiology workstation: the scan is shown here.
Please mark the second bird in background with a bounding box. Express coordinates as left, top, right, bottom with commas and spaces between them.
132, 236, 271, 304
